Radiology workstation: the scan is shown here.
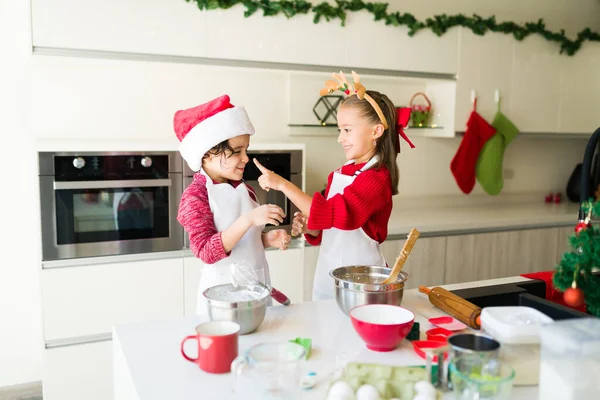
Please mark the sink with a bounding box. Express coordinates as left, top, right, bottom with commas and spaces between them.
450, 279, 591, 320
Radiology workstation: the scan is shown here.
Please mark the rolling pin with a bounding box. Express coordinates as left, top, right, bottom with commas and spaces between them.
418, 286, 482, 330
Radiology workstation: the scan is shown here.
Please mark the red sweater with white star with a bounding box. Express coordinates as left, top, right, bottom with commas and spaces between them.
177, 173, 258, 264
305, 162, 393, 245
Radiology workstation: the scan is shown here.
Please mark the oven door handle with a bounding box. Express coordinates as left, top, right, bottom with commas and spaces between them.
53, 179, 172, 190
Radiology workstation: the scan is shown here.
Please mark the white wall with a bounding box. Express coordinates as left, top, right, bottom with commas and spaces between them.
1, 0, 598, 387
0, 0, 44, 387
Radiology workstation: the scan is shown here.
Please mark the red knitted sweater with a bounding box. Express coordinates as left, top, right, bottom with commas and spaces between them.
305, 162, 393, 245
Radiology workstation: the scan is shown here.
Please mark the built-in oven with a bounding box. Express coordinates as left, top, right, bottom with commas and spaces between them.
39, 152, 184, 261
183, 149, 303, 248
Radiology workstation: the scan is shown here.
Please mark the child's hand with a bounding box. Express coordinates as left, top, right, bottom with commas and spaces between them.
263, 229, 292, 250
246, 204, 286, 227
291, 212, 308, 236
254, 158, 286, 192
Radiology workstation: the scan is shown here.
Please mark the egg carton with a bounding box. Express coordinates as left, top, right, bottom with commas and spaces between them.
325, 362, 441, 400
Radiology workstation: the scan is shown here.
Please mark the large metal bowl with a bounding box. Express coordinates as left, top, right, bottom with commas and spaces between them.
330, 266, 409, 316
203, 284, 269, 335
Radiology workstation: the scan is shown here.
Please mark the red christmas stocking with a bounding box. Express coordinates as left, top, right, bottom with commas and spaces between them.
450, 101, 497, 194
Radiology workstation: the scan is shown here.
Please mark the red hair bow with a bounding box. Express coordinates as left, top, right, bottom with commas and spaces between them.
396, 107, 415, 153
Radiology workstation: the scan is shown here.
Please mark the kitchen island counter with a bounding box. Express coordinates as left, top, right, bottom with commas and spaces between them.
113, 276, 538, 400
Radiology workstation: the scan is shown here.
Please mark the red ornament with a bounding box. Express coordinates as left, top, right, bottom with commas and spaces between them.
564, 286, 585, 308
344, 89, 350, 95
575, 221, 591, 233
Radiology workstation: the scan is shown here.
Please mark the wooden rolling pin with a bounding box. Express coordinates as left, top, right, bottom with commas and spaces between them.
418, 286, 482, 330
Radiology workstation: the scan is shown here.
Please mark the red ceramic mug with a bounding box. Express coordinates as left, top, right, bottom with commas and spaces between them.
180, 321, 240, 374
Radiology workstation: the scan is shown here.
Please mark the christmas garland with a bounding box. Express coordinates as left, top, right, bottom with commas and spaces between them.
185, 0, 600, 56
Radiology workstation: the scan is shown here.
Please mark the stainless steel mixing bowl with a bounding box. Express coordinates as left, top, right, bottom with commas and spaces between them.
203, 284, 270, 335
330, 265, 409, 316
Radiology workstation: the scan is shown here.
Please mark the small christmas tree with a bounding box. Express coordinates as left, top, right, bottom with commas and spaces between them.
553, 200, 600, 317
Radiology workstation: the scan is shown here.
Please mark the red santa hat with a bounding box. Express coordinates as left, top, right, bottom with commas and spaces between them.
173, 94, 255, 171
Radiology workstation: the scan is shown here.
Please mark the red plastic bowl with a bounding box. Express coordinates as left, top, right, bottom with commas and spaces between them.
350, 304, 415, 352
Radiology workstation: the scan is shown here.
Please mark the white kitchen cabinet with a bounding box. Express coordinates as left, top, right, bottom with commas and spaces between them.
31, 0, 208, 57
183, 255, 203, 316
454, 29, 515, 131
508, 37, 563, 133
558, 42, 600, 134
381, 237, 446, 289
41, 257, 184, 341
344, 14, 458, 74
265, 247, 304, 305
43, 340, 112, 400
303, 244, 320, 302
31, 1, 456, 73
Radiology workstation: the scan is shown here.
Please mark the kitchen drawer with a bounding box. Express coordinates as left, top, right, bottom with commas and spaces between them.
43, 340, 112, 400
41, 258, 184, 341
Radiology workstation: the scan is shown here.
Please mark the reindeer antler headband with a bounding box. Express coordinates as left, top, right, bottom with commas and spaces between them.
320, 71, 389, 130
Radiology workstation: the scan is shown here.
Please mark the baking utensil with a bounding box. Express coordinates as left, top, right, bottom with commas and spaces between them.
381, 228, 420, 284
448, 333, 501, 359
350, 304, 415, 351
330, 265, 408, 316
203, 284, 269, 335
429, 316, 468, 331
232, 342, 306, 399
419, 285, 482, 330
230, 261, 291, 305
449, 356, 515, 399
412, 340, 449, 362
426, 327, 454, 342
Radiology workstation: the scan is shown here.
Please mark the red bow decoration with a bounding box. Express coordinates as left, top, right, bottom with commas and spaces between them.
396, 107, 415, 153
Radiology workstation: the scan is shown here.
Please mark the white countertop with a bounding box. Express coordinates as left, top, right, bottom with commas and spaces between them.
113, 276, 537, 400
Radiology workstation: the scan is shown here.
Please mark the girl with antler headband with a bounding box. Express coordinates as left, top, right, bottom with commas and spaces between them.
253, 71, 415, 300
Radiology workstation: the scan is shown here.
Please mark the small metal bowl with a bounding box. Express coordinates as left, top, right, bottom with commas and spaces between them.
203, 284, 269, 335
330, 265, 409, 316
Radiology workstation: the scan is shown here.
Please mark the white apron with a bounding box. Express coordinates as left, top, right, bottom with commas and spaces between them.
312, 157, 386, 301
197, 170, 271, 315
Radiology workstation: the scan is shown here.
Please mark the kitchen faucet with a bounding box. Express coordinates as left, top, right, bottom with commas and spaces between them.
579, 127, 600, 221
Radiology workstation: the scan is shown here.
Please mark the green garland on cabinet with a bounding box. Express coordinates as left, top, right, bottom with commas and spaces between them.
184, 0, 600, 56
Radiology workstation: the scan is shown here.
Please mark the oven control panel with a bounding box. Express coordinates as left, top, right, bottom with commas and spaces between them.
53, 155, 170, 181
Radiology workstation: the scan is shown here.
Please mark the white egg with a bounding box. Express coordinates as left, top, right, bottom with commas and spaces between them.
355, 384, 381, 400
414, 380, 436, 396
327, 380, 355, 400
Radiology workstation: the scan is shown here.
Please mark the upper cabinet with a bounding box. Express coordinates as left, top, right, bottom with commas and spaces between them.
454, 29, 514, 131
455, 28, 600, 135
31, 1, 458, 74
508, 36, 563, 133
558, 43, 600, 134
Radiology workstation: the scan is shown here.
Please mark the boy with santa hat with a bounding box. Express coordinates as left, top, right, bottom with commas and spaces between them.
174, 94, 291, 314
